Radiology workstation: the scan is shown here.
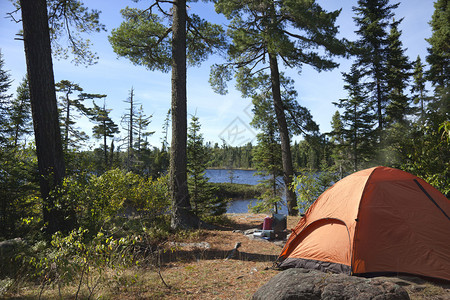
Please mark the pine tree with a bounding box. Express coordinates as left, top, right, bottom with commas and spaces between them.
161, 109, 171, 152
385, 20, 412, 125
399, 0, 450, 194
19, 0, 104, 233
0, 50, 13, 144
134, 105, 155, 176
121, 87, 136, 171
211, 0, 346, 216
55, 80, 106, 151
336, 65, 376, 171
91, 101, 119, 171
425, 0, 449, 115
352, 0, 399, 133
6, 76, 32, 147
109, 2, 225, 229
410, 56, 429, 121
120, 89, 154, 173
154, 109, 171, 176
187, 115, 225, 216
134, 105, 154, 152
20, 0, 68, 234
328, 111, 347, 177
251, 105, 283, 213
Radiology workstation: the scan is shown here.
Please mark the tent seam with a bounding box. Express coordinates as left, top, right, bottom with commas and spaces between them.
413, 179, 450, 220
350, 166, 379, 275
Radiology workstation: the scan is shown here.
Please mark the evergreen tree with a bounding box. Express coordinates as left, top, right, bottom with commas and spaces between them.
335, 65, 376, 171
120, 89, 154, 173
385, 20, 412, 125
242, 142, 253, 169
153, 109, 171, 176
134, 105, 155, 176
410, 55, 429, 121
20, 0, 68, 234
328, 111, 347, 177
211, 0, 346, 216
46, 0, 106, 65
161, 109, 171, 152
134, 105, 154, 152
251, 97, 283, 213
187, 115, 225, 216
425, 0, 449, 103
121, 87, 137, 171
19, 0, 105, 233
55, 80, 105, 151
398, 0, 450, 194
109, 1, 225, 229
378, 19, 414, 166
0, 49, 13, 144
6, 76, 32, 147
352, 0, 399, 133
91, 100, 120, 171
425, 0, 449, 121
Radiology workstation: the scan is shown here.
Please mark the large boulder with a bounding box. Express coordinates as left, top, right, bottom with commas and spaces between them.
253, 268, 410, 300
0, 238, 26, 278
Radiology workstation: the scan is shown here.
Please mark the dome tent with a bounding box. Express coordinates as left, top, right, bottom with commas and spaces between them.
278, 166, 450, 281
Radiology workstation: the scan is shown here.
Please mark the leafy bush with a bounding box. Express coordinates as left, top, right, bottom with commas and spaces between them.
12, 227, 139, 299
59, 169, 170, 231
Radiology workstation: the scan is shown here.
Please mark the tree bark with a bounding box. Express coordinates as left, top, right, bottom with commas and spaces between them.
103, 114, 108, 168
170, 0, 200, 229
20, 0, 71, 233
64, 93, 70, 151
269, 53, 298, 216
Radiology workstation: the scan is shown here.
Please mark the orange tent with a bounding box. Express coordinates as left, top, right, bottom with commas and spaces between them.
278, 166, 450, 281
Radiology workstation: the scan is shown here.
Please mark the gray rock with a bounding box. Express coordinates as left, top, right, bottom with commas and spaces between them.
0, 238, 24, 256
168, 241, 211, 249
0, 238, 26, 278
253, 268, 410, 300
244, 228, 259, 235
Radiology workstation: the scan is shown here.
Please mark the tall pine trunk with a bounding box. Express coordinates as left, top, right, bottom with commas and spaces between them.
20, 0, 72, 233
170, 0, 200, 229
127, 87, 134, 170
269, 53, 298, 216
103, 115, 108, 168
374, 46, 384, 134
353, 103, 358, 171
64, 96, 70, 151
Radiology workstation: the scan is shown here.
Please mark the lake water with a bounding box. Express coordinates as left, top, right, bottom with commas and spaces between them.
205, 169, 288, 214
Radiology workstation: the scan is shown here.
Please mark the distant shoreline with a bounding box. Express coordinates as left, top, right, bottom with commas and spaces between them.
210, 182, 264, 200
206, 167, 257, 171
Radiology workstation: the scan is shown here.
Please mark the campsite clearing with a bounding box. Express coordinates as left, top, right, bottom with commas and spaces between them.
11, 213, 449, 299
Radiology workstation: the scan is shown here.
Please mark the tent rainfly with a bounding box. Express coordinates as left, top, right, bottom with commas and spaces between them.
278, 166, 450, 281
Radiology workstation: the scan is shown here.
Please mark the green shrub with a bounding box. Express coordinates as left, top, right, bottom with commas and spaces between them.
59, 169, 170, 231
15, 227, 139, 299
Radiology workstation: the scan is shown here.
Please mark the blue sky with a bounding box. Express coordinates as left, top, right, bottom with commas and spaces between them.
0, 0, 435, 149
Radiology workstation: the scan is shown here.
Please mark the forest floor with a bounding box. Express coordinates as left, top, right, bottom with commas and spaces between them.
8, 213, 450, 299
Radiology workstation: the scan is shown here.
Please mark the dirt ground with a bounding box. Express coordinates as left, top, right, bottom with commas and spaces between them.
13, 213, 449, 299
117, 213, 450, 300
